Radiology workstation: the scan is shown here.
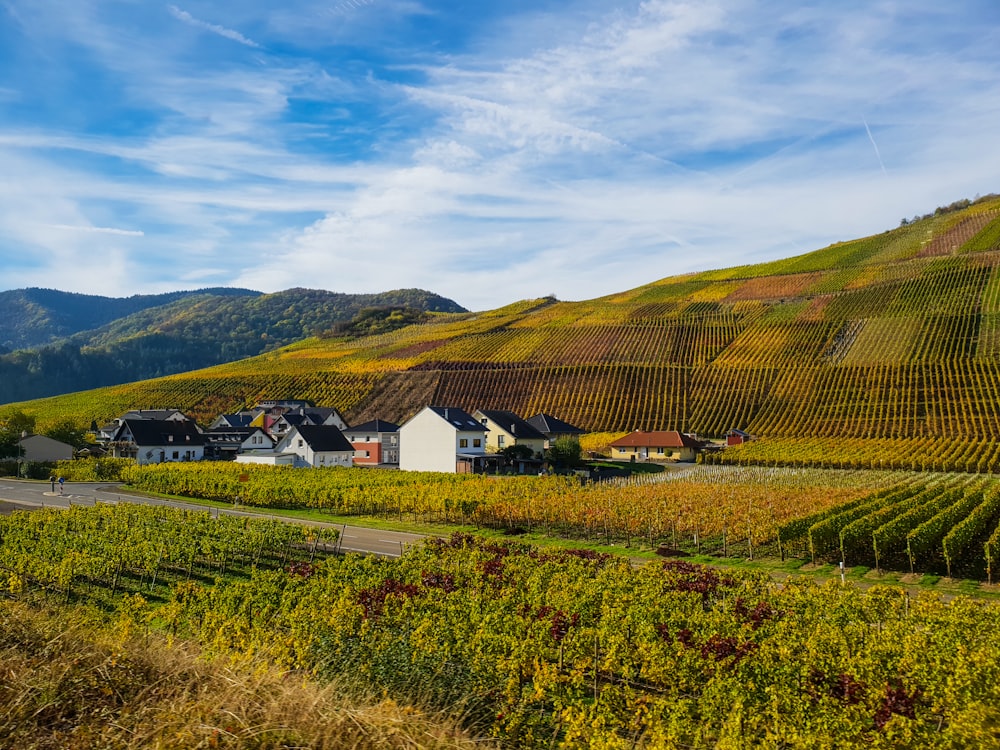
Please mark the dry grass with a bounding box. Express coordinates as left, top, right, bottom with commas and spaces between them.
0, 601, 493, 750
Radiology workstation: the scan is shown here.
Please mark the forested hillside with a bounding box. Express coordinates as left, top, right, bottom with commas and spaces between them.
0, 288, 465, 404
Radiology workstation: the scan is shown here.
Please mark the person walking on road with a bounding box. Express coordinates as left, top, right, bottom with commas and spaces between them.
58, 476, 65, 495
50, 475, 56, 493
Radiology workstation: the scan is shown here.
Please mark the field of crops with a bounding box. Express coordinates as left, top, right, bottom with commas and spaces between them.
5, 506, 1000, 748
0, 503, 325, 607
46, 459, 1000, 579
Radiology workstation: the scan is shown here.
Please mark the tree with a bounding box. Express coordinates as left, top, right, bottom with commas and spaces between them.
500, 444, 535, 461
0, 409, 34, 459
546, 437, 582, 468
44, 419, 90, 448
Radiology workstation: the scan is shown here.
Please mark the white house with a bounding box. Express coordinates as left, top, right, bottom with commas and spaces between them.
97, 409, 193, 443
108, 419, 206, 465
399, 406, 488, 474
273, 425, 355, 468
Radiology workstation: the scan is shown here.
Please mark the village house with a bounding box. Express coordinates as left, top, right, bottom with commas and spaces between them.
726, 428, 753, 446
525, 413, 586, 448
108, 418, 206, 465
473, 409, 546, 458
343, 419, 400, 466
608, 430, 707, 463
202, 426, 275, 461
253, 404, 349, 439
272, 425, 355, 468
17, 434, 75, 462
398, 406, 488, 474
96, 408, 193, 443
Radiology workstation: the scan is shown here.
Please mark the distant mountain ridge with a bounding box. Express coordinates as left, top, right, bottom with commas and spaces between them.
0, 287, 259, 352
0, 287, 466, 404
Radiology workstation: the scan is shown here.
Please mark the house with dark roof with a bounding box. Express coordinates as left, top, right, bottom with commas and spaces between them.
273, 425, 355, 468
399, 406, 488, 474
17, 434, 75, 462
97, 409, 193, 443
108, 419, 206, 465
208, 413, 256, 429
526, 413, 586, 448
202, 427, 274, 460
343, 419, 400, 466
473, 410, 546, 458
265, 406, 349, 439
608, 430, 707, 463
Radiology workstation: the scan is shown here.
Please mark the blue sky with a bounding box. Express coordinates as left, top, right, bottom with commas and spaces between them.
1, 1, 998, 310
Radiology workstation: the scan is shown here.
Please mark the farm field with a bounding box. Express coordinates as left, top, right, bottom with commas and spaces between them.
4, 504, 1000, 748
47, 459, 1000, 582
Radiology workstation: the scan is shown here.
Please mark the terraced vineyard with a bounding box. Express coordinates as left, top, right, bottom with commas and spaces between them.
16, 196, 1000, 471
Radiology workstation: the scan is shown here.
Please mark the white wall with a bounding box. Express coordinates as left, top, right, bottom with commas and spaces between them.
400, 408, 460, 473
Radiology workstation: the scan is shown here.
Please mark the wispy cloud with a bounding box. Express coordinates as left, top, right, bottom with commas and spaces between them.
49, 224, 145, 237
0, 0, 998, 308
167, 4, 261, 48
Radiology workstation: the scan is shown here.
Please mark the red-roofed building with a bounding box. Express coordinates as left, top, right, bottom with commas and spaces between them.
608, 430, 707, 462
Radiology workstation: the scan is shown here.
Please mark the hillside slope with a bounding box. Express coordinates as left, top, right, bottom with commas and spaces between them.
0, 287, 259, 351
0, 288, 465, 404
15, 195, 1000, 465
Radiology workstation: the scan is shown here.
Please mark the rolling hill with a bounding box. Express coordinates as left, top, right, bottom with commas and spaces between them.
12, 194, 1000, 470
0, 288, 466, 404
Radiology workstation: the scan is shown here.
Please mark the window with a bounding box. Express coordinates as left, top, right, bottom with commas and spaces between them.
365, 436, 371, 442
364, 451, 370, 458
390, 436, 397, 445
473, 438, 481, 448
459, 439, 469, 448
497, 435, 505, 447
172, 451, 179, 459
298, 439, 304, 448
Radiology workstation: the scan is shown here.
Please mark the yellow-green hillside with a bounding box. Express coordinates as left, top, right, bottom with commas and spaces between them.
16, 196, 1000, 467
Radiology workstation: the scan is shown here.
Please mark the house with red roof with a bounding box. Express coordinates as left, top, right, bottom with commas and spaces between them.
608, 430, 707, 463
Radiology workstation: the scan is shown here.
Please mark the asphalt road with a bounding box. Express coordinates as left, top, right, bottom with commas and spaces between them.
0, 479, 426, 557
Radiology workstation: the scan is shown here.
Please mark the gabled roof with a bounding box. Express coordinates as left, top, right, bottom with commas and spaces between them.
115, 419, 206, 447
345, 419, 400, 434
203, 427, 273, 444
277, 413, 310, 427
526, 413, 585, 436
425, 406, 486, 432
214, 414, 255, 428
608, 431, 706, 449
476, 410, 546, 440
120, 409, 190, 422
303, 407, 344, 422
284, 425, 354, 453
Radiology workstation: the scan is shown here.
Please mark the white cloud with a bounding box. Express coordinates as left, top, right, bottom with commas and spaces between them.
1, 0, 998, 309
49, 224, 145, 237
167, 4, 262, 48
